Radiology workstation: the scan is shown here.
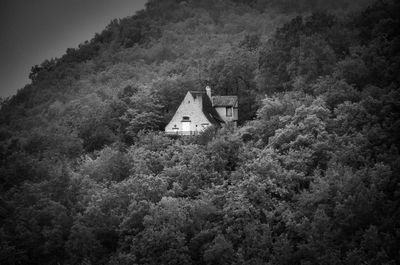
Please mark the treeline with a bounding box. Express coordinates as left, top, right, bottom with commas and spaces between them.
1, 0, 400, 264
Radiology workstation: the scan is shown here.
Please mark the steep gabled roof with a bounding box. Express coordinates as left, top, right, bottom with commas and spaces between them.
189, 91, 224, 125
211, 95, 238, 107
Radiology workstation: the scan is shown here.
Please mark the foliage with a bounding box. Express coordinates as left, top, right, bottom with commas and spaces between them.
1, 0, 399, 264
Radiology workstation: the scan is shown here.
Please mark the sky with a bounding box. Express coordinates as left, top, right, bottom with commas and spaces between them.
0, 0, 147, 98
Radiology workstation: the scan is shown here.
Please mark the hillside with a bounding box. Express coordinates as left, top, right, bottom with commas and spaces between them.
1, 0, 400, 264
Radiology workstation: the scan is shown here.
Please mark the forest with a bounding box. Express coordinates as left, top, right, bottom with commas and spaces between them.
0, 0, 399, 264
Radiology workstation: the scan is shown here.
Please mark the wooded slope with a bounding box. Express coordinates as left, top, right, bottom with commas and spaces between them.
1, 0, 399, 264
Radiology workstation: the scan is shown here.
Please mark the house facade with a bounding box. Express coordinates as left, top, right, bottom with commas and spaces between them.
165, 86, 238, 135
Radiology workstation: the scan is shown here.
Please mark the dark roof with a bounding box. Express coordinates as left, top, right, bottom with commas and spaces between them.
189, 91, 224, 125
211, 95, 238, 107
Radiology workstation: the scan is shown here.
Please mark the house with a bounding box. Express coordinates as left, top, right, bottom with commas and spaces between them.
165, 86, 238, 135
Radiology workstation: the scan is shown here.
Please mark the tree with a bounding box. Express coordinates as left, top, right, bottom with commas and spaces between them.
121, 86, 164, 137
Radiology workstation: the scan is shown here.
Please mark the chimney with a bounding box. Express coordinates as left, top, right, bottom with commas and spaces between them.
205, 86, 212, 99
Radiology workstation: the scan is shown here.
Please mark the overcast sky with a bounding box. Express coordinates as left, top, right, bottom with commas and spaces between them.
0, 0, 147, 98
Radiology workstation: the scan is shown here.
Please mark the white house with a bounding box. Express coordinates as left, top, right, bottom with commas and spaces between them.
165, 86, 238, 135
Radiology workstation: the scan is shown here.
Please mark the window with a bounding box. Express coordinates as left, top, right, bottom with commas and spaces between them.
226, 107, 232, 117
182, 116, 190, 121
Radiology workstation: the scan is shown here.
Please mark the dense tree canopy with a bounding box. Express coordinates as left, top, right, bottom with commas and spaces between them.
1, 0, 399, 264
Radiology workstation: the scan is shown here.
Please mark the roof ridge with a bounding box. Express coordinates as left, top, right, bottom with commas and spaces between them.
189, 90, 206, 93
211, 95, 238, 107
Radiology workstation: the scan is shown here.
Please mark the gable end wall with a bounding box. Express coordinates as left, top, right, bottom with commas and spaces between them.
165, 92, 214, 133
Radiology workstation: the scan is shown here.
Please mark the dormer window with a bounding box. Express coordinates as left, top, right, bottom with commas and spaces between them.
226, 107, 232, 117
